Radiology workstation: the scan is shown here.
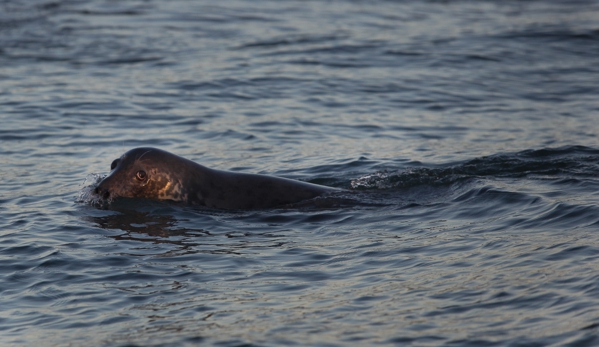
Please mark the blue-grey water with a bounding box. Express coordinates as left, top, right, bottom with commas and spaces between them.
3, 0, 599, 346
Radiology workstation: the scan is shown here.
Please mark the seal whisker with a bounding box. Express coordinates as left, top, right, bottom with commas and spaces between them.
136, 149, 154, 163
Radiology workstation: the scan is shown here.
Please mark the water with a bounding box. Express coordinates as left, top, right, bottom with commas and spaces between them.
2, 0, 599, 346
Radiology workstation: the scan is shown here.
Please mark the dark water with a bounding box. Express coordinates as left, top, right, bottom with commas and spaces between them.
3, 0, 599, 346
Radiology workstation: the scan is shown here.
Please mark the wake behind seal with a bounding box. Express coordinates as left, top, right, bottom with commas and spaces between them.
94, 147, 338, 210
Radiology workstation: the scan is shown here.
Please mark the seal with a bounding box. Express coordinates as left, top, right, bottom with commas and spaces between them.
94, 147, 337, 209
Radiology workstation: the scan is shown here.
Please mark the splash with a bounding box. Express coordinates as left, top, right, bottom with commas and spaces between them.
350, 170, 395, 190
76, 173, 109, 205
350, 168, 460, 190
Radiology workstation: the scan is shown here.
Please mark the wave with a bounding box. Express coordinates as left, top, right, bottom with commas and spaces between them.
351, 146, 599, 190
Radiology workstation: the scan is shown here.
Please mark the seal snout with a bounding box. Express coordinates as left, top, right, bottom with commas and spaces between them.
95, 186, 111, 200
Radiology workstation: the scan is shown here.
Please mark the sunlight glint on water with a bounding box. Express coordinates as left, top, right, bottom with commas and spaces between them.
1, 1, 599, 346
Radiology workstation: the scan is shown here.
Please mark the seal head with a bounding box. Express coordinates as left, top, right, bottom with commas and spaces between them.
95, 147, 336, 209
95, 148, 191, 202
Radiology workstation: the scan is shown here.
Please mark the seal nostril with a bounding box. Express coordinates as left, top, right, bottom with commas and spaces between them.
95, 187, 111, 200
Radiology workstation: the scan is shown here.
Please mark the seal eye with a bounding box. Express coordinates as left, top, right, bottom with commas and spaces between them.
135, 170, 147, 181
110, 159, 120, 170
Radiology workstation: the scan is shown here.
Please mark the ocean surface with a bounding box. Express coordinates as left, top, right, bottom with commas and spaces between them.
2, 0, 599, 346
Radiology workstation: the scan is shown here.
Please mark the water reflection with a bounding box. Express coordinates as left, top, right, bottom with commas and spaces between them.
91, 208, 207, 241
84, 203, 296, 257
